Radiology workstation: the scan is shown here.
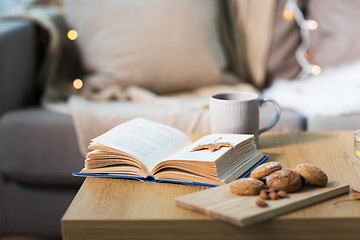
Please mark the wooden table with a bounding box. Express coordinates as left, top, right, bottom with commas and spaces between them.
61, 131, 360, 240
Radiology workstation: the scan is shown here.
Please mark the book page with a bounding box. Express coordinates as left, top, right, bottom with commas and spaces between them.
91, 118, 192, 172
165, 134, 253, 162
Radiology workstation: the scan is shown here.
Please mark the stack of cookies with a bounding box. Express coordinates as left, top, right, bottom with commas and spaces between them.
229, 162, 328, 207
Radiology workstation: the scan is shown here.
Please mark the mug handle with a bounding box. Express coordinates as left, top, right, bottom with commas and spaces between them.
258, 97, 281, 135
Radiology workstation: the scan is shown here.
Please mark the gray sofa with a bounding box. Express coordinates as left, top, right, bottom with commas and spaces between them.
0, 19, 359, 238
0, 20, 84, 238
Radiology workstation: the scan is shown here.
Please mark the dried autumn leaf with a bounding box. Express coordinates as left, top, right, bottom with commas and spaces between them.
191, 142, 234, 152
352, 192, 360, 200
334, 189, 360, 205
351, 188, 360, 194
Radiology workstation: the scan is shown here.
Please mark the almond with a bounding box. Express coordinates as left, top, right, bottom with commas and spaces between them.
278, 190, 288, 198
255, 198, 268, 208
269, 188, 278, 193
269, 192, 278, 200
259, 189, 269, 200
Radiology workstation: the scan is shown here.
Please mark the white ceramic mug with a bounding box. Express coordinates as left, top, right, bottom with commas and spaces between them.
209, 92, 281, 144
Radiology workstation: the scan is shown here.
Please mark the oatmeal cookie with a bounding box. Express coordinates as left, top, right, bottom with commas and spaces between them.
295, 163, 328, 187
266, 169, 302, 193
229, 178, 265, 195
250, 162, 282, 179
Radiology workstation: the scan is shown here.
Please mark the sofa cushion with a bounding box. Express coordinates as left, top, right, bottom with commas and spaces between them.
2, 181, 78, 236
0, 108, 84, 185
63, 0, 230, 95
0, 20, 37, 116
307, 0, 360, 67
266, 0, 301, 85
307, 114, 360, 131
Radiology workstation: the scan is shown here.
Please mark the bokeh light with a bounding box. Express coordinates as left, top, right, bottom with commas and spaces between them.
67, 30, 78, 40
73, 79, 83, 90
311, 65, 322, 75
282, 10, 294, 20
308, 20, 318, 30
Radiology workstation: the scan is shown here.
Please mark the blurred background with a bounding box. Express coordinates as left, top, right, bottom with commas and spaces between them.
1, 0, 360, 239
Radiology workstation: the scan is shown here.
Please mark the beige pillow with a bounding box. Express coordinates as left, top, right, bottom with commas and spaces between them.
63, 0, 228, 94
307, 0, 360, 67
266, 0, 301, 85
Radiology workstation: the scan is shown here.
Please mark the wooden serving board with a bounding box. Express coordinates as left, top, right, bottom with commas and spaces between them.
175, 181, 349, 227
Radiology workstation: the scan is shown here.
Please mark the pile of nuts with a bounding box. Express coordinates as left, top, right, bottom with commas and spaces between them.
256, 188, 288, 207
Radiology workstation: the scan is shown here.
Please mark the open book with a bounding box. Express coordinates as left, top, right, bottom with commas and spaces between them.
74, 118, 267, 187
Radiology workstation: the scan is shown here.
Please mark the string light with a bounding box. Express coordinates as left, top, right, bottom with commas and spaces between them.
67, 30, 78, 40
311, 65, 322, 75
73, 79, 83, 90
307, 20, 318, 30
283, 0, 321, 77
282, 9, 294, 20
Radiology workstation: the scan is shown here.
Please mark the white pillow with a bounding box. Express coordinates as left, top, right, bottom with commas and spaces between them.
63, 0, 228, 94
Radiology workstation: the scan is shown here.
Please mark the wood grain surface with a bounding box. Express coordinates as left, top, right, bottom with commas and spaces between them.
62, 131, 360, 240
